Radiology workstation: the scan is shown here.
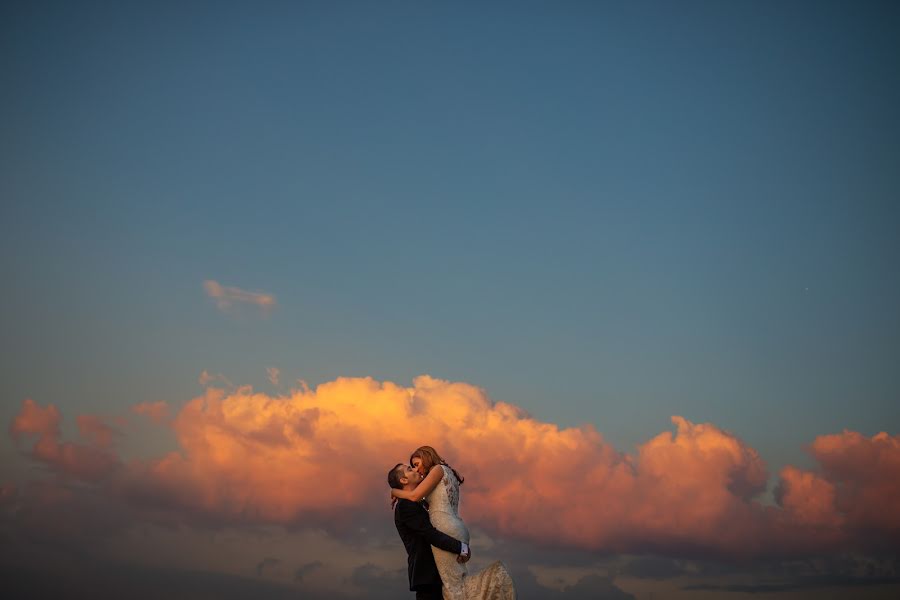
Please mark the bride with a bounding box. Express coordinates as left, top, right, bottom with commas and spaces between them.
391, 446, 516, 600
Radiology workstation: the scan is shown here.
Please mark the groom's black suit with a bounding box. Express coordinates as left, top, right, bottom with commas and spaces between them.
394, 498, 463, 599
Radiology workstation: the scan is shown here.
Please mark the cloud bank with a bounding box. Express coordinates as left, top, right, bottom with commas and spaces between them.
8, 377, 900, 559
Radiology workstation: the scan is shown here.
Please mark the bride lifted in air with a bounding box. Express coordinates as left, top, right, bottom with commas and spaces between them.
389, 446, 516, 600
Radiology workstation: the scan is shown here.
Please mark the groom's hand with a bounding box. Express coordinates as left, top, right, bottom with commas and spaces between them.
457, 544, 471, 563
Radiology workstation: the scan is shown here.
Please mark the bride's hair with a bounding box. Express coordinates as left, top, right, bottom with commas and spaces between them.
410, 446, 464, 486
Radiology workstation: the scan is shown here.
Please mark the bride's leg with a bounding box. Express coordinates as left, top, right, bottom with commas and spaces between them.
430, 545, 467, 600
427, 510, 470, 600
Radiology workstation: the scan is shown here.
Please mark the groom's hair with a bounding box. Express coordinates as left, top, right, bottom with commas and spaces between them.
387, 463, 406, 489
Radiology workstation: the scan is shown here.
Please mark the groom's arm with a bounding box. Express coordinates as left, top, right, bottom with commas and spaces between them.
396, 501, 463, 555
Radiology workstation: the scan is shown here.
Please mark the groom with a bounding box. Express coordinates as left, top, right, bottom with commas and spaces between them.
388, 463, 470, 600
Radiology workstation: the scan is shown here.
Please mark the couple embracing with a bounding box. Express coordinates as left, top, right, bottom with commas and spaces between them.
388, 446, 516, 600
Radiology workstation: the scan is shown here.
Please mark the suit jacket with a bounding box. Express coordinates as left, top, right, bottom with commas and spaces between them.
394, 498, 463, 591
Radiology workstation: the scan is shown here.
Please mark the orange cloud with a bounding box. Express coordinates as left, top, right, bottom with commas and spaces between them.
776, 465, 844, 534
203, 280, 276, 315
8, 378, 900, 558
769, 431, 900, 554
9, 398, 60, 439
10, 399, 120, 481
132, 401, 171, 424
77, 415, 120, 448
809, 430, 900, 536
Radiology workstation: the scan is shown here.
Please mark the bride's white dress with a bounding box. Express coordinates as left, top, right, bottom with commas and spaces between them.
425, 465, 516, 600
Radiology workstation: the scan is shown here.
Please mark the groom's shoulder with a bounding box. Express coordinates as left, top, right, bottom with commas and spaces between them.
394, 498, 419, 515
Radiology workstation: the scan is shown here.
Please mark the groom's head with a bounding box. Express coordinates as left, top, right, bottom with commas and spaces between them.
388, 463, 421, 490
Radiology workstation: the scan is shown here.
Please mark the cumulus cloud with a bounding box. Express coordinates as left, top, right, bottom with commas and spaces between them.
776, 466, 844, 529
775, 430, 900, 549
267, 367, 280, 387
203, 280, 276, 315
8, 378, 900, 559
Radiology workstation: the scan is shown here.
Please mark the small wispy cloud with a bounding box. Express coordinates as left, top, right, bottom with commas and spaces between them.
198, 370, 233, 388
266, 367, 280, 387
132, 401, 171, 425
203, 280, 276, 315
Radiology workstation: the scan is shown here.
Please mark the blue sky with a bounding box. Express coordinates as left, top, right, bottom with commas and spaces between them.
3, 0, 900, 508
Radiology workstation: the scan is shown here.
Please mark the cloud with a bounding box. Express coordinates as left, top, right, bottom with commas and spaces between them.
775, 430, 900, 549
77, 415, 120, 448
203, 280, 276, 315
347, 563, 405, 589
294, 561, 322, 582
266, 367, 280, 387
10, 399, 119, 481
511, 567, 635, 600
256, 557, 280, 577
560, 574, 636, 599
682, 574, 900, 594
8, 377, 900, 560
199, 370, 233, 388
132, 401, 171, 424
2, 559, 320, 600
4, 479, 134, 550
776, 466, 844, 529
9, 398, 60, 440
618, 556, 686, 580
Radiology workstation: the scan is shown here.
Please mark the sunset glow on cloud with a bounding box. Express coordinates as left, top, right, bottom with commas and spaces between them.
9, 377, 899, 560
809, 431, 900, 536
11, 399, 119, 482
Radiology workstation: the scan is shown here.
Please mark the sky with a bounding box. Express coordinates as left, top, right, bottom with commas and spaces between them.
2, 1, 899, 598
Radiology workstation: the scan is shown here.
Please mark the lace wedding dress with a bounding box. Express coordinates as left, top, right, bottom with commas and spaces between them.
425, 465, 516, 600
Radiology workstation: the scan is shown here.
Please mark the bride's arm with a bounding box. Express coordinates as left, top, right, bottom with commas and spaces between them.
390, 467, 444, 502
